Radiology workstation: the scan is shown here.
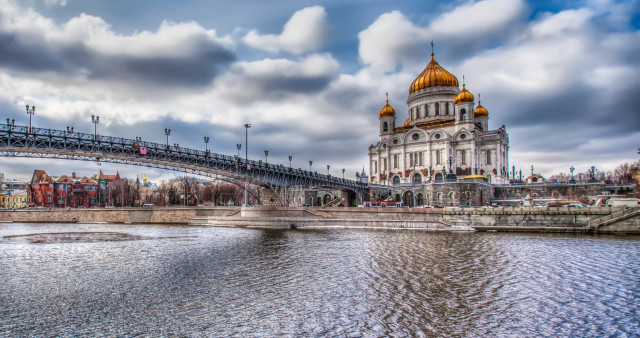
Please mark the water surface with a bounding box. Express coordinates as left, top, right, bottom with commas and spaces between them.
1, 223, 638, 336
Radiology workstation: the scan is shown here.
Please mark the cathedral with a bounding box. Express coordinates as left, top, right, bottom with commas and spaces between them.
368, 46, 510, 189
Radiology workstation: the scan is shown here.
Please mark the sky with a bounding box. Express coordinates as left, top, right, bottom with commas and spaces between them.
0, 0, 638, 182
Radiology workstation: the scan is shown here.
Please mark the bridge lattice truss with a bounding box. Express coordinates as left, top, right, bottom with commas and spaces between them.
0, 123, 367, 203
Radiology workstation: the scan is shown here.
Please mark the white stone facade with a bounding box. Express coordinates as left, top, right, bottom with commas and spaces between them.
368, 57, 509, 185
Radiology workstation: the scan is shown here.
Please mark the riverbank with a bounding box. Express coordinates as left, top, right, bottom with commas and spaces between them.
1, 206, 638, 233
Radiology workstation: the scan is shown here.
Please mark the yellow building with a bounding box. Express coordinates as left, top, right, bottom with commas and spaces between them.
0, 190, 28, 208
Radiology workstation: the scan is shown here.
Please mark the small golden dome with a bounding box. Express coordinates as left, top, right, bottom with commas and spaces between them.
409, 49, 459, 94
474, 94, 488, 117
379, 92, 396, 117
403, 118, 410, 127
454, 84, 474, 104
474, 103, 488, 117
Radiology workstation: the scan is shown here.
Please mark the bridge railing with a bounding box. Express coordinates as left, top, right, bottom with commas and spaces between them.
0, 122, 368, 190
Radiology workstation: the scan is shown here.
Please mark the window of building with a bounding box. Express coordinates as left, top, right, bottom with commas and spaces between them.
436, 150, 442, 165
416, 106, 421, 118
373, 161, 378, 174
446, 103, 450, 115
409, 153, 413, 167
461, 150, 467, 165
383, 158, 387, 171
392, 176, 400, 185
383, 122, 388, 132
486, 150, 492, 165
461, 108, 466, 121
413, 173, 422, 184
393, 154, 398, 169
435, 103, 440, 116
419, 152, 423, 166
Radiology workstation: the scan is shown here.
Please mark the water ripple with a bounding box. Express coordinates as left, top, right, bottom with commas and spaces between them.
0, 223, 638, 336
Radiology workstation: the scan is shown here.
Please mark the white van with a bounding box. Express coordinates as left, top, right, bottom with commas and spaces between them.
605, 198, 640, 207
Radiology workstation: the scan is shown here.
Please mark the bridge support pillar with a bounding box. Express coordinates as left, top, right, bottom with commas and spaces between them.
260, 187, 281, 207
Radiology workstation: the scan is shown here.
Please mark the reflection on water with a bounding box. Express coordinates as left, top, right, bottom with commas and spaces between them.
0, 223, 638, 336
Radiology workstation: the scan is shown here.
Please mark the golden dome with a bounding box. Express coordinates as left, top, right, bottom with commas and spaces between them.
403, 118, 410, 127
474, 103, 488, 117
409, 51, 459, 94
474, 94, 488, 117
454, 84, 474, 104
379, 92, 396, 117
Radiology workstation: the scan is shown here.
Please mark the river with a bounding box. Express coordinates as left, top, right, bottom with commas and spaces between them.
1, 223, 638, 336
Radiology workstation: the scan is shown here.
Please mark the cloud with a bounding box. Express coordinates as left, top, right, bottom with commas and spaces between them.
358, 0, 527, 71
242, 6, 329, 54
0, 2, 236, 87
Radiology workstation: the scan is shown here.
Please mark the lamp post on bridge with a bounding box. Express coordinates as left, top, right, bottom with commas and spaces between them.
164, 128, 171, 149
243, 123, 251, 206
327, 165, 330, 176
204, 136, 210, 154
288, 155, 292, 169
25, 104, 35, 133
342, 168, 345, 180
309, 160, 313, 172
570, 166, 575, 183
236, 144, 241, 158
6, 119, 15, 126
264, 150, 269, 164
91, 115, 100, 140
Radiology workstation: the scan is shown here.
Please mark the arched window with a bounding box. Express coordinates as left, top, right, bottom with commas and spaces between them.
446, 103, 450, 115
416, 106, 421, 118
383, 122, 388, 132
392, 176, 400, 185
461, 108, 467, 121
435, 103, 440, 116
413, 173, 422, 184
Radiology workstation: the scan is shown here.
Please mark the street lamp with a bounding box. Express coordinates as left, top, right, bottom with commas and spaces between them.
570, 166, 575, 183
288, 155, 293, 169
25, 104, 35, 133
164, 128, 171, 149
309, 160, 313, 172
243, 123, 251, 206
204, 136, 210, 153
6, 119, 15, 126
264, 150, 269, 164
91, 115, 99, 140
327, 164, 330, 176
236, 143, 241, 158
342, 168, 345, 180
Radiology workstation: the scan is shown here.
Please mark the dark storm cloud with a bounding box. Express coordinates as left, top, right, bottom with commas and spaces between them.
0, 15, 236, 87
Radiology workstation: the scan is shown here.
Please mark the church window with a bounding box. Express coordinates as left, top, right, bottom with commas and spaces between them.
383, 158, 387, 171
412, 133, 419, 140
419, 152, 423, 166
392, 176, 400, 185
409, 153, 413, 167
393, 154, 398, 169
392, 139, 398, 145
460, 134, 466, 140
446, 103, 450, 115
373, 161, 378, 174
435, 133, 441, 139
461, 150, 467, 165
486, 150, 492, 165
435, 103, 440, 116
436, 150, 442, 165
416, 106, 421, 118
461, 108, 467, 121
383, 122, 388, 132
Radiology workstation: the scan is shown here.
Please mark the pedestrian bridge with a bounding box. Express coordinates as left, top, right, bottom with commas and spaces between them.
0, 122, 367, 204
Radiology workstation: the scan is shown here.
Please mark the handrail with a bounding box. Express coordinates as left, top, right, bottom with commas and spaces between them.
587, 206, 640, 229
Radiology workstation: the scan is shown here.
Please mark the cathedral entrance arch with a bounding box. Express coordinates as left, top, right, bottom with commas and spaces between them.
403, 191, 414, 207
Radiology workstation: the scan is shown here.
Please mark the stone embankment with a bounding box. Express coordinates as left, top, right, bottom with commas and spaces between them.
1, 206, 638, 234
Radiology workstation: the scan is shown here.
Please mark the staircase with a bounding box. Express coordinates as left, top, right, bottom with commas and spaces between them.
324, 197, 342, 207
586, 206, 640, 231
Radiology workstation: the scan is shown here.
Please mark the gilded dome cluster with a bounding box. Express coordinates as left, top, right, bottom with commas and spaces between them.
379, 93, 396, 117
409, 52, 459, 94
